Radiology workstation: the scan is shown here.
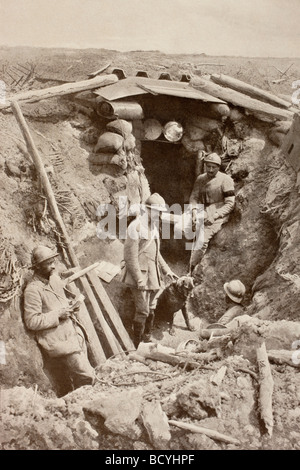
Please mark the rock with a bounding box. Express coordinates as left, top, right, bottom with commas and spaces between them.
83, 388, 143, 440
210, 365, 227, 386
176, 380, 221, 420
182, 432, 220, 450
73, 419, 99, 450
141, 400, 171, 450
236, 376, 250, 389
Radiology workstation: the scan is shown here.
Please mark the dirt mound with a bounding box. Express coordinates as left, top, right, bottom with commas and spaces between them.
2, 315, 300, 450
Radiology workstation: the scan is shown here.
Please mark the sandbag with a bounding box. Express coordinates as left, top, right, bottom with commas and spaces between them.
94, 132, 124, 153
229, 107, 245, 122
208, 103, 230, 118
187, 115, 222, 132
89, 151, 127, 169
182, 135, 205, 153
124, 134, 136, 151
185, 125, 208, 141
268, 129, 285, 147
106, 119, 133, 137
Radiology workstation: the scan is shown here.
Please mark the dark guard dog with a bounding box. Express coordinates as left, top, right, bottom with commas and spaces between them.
154, 276, 195, 335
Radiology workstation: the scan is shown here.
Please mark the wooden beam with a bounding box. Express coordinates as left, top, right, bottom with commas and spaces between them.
210, 73, 292, 109
257, 342, 274, 437
190, 77, 294, 121
11, 100, 120, 364
87, 270, 135, 352
1, 74, 118, 110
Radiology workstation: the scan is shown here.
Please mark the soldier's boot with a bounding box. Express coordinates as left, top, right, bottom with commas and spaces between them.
133, 316, 146, 349
142, 310, 155, 342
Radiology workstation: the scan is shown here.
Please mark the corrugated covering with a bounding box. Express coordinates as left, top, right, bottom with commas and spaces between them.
94, 76, 225, 103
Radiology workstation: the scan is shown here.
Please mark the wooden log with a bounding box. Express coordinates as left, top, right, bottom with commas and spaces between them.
168, 420, 240, 446
86, 270, 135, 352
97, 100, 144, 120
190, 77, 294, 122
11, 100, 119, 364
257, 342, 274, 437
87, 62, 111, 79
1, 74, 118, 110
268, 349, 300, 368
210, 73, 292, 109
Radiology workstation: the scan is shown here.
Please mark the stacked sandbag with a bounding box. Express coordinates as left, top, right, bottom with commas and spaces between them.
93, 119, 136, 169
268, 120, 292, 147
89, 150, 128, 170
183, 115, 223, 153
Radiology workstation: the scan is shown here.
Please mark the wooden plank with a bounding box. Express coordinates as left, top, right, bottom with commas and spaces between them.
257, 342, 274, 437
210, 73, 292, 109
1, 74, 118, 110
190, 77, 294, 121
10, 101, 117, 364
87, 270, 135, 352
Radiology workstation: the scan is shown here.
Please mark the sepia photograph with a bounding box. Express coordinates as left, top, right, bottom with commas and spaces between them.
0, 0, 300, 454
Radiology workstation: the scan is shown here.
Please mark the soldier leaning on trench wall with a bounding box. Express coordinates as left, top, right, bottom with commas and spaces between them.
23, 245, 96, 396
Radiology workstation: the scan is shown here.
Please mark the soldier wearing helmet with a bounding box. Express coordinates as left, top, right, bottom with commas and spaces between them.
122, 193, 177, 347
189, 152, 235, 275
208, 280, 246, 329
24, 245, 95, 395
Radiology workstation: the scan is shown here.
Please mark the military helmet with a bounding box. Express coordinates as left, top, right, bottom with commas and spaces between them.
223, 280, 246, 303
145, 193, 167, 212
31, 245, 58, 267
203, 153, 222, 166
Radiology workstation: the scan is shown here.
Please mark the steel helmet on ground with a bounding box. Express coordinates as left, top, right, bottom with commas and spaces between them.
203, 153, 222, 166
145, 193, 168, 212
223, 279, 246, 303
31, 245, 59, 267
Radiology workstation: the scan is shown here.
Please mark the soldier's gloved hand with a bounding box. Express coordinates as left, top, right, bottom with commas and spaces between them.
58, 307, 71, 320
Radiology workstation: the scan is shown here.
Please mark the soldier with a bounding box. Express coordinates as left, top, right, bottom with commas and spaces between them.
208, 279, 246, 328
189, 153, 235, 274
24, 245, 95, 393
122, 193, 177, 347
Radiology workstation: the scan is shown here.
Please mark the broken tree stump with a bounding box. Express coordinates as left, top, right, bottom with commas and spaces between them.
168, 419, 240, 446
257, 342, 274, 437
1, 74, 118, 110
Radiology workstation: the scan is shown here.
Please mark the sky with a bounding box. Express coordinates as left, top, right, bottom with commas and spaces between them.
0, 0, 299, 57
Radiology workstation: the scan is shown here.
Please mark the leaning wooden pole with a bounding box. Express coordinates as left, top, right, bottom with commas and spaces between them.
11, 100, 122, 363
